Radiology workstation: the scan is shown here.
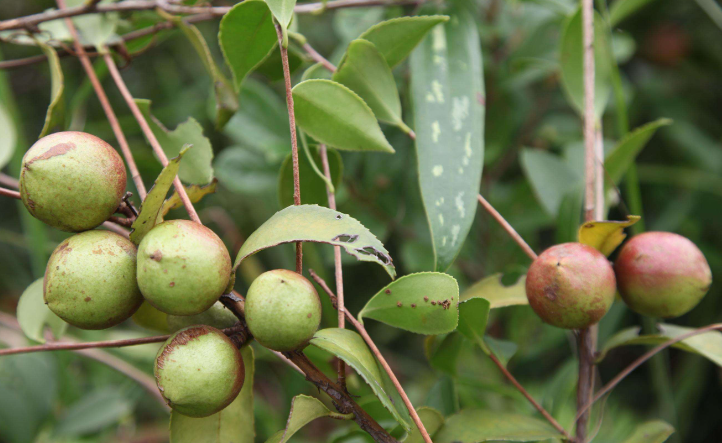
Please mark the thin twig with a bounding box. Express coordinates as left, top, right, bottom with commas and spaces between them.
276, 22, 302, 274
102, 220, 131, 237
0, 187, 21, 200
319, 144, 346, 388
303, 43, 337, 72
308, 269, 433, 443
0, 173, 19, 188
102, 50, 200, 223
477, 194, 537, 260
56, 0, 147, 199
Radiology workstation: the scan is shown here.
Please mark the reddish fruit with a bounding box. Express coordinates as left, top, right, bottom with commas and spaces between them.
615, 232, 712, 318
526, 243, 616, 329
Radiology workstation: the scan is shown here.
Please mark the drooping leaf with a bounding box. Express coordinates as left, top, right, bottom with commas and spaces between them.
358, 273, 459, 334
577, 215, 641, 256
157, 180, 218, 223
409, 2, 485, 271
16, 278, 67, 343
135, 99, 214, 185
219, 0, 277, 91
621, 420, 675, 443
457, 297, 491, 354
234, 205, 395, 278
292, 79, 394, 153
36, 40, 64, 138
520, 149, 581, 216
170, 346, 255, 443
460, 273, 528, 308
604, 118, 673, 184
403, 407, 445, 443
559, 7, 613, 119
130, 146, 189, 244
598, 324, 722, 366
265, 395, 352, 443
310, 328, 412, 431
54, 388, 132, 437
359, 16, 450, 68
333, 39, 405, 128
0, 103, 16, 169
278, 147, 342, 208
434, 409, 566, 443
215, 146, 278, 195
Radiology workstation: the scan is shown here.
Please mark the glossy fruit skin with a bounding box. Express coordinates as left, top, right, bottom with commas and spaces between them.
44, 230, 143, 329
154, 325, 244, 417
526, 243, 616, 329
167, 301, 238, 332
137, 220, 231, 316
615, 232, 712, 318
19, 131, 126, 232
245, 270, 322, 352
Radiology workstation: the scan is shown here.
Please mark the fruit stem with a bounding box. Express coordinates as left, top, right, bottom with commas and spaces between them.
55, 0, 148, 201
276, 22, 303, 275
0, 186, 20, 200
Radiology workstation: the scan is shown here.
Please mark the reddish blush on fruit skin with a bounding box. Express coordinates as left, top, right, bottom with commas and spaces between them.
615, 232, 712, 318
526, 243, 616, 330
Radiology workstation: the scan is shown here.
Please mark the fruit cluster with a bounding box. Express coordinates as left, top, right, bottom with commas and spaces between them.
526, 233, 712, 329
21, 132, 323, 418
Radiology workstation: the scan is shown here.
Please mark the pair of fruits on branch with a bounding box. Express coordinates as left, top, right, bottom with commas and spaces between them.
526, 232, 712, 329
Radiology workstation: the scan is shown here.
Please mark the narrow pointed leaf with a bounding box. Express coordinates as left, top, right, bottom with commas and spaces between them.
604, 118, 673, 184
460, 273, 527, 308
292, 79, 394, 153
434, 410, 565, 443
359, 16, 450, 68
17, 278, 67, 343
410, 2, 485, 271
235, 204, 394, 277
37, 40, 64, 138
358, 272, 459, 334
577, 215, 641, 256
265, 395, 352, 443
622, 420, 674, 443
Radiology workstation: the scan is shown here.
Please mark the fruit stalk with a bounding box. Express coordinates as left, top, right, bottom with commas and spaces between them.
0, 186, 20, 200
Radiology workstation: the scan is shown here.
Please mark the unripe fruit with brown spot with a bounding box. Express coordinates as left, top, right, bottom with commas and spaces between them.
154, 325, 244, 417
20, 131, 126, 232
615, 232, 712, 318
167, 301, 238, 332
137, 220, 231, 316
245, 270, 322, 352
526, 243, 616, 329
44, 230, 143, 329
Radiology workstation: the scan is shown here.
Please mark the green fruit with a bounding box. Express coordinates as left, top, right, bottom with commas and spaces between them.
245, 270, 322, 351
44, 230, 143, 329
167, 301, 238, 332
155, 325, 244, 417
526, 243, 616, 329
19, 131, 127, 232
615, 232, 712, 318
137, 220, 231, 316
132, 301, 170, 333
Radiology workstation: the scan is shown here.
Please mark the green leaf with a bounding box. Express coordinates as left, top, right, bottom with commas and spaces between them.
457, 298, 491, 354
428, 333, 464, 376
264, 0, 296, 38
215, 146, 278, 195
460, 273, 528, 308
135, 99, 214, 185
621, 420, 675, 443
0, 102, 16, 169
359, 16, 450, 68
310, 328, 412, 431
16, 278, 67, 344
36, 39, 64, 138
577, 215, 641, 256
559, 7, 613, 120
333, 39, 404, 128
358, 273, 459, 335
520, 148, 581, 216
278, 147, 342, 208
234, 204, 395, 278
604, 118, 672, 184
292, 80, 394, 153
157, 180, 218, 223
301, 62, 333, 81
404, 407, 445, 443
409, 3, 485, 272
171, 346, 255, 443
610, 0, 660, 26
265, 395, 352, 443
219, 0, 277, 91
68, 0, 119, 48
54, 388, 132, 437
130, 146, 189, 244
598, 324, 722, 366
434, 410, 566, 443
255, 46, 304, 81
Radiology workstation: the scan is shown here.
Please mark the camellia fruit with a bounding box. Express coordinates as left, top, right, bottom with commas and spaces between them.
615, 232, 712, 318
245, 269, 322, 352
137, 220, 231, 316
526, 243, 616, 329
44, 230, 143, 329
167, 301, 238, 332
154, 325, 244, 417
19, 131, 126, 232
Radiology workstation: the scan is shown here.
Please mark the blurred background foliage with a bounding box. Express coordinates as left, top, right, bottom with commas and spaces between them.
1, 0, 721, 442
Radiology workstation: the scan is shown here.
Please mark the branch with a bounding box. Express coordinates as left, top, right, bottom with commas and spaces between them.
276, 22, 303, 274
308, 269, 433, 443
303, 43, 337, 73
476, 194, 537, 260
